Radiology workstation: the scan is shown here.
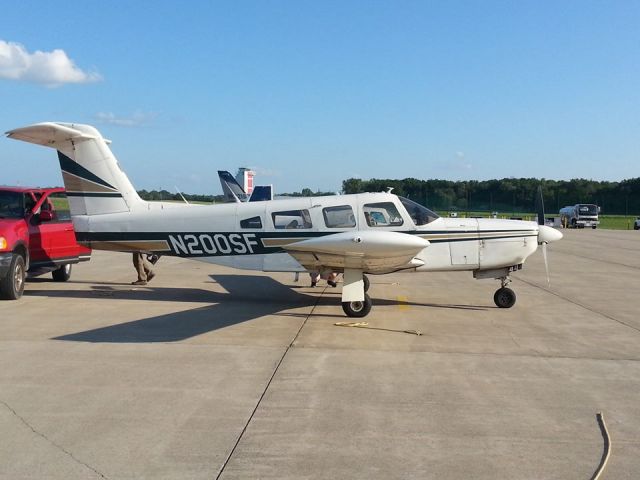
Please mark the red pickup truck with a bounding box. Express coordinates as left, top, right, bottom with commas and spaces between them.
0, 187, 91, 299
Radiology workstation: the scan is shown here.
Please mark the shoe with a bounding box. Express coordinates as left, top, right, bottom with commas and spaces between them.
327, 280, 337, 288
131, 280, 147, 286
147, 272, 155, 282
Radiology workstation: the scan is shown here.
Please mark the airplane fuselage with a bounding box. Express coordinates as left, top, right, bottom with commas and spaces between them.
71, 192, 539, 276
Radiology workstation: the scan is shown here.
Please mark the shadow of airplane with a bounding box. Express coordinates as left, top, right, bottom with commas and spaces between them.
23, 274, 490, 344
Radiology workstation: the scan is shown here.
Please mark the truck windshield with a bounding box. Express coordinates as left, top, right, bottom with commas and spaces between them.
578, 205, 598, 216
0, 191, 25, 219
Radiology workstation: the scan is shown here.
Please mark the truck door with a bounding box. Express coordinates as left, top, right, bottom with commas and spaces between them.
29, 192, 78, 263
25, 192, 50, 264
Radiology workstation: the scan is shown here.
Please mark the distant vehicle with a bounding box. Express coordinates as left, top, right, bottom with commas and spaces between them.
634, 218, 640, 230
0, 187, 91, 299
559, 204, 600, 229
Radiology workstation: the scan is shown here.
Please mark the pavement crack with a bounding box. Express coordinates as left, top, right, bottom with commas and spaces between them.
0, 399, 109, 479
214, 286, 324, 479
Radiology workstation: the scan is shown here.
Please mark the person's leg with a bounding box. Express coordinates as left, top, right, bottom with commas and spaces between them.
132, 253, 148, 284
143, 255, 155, 281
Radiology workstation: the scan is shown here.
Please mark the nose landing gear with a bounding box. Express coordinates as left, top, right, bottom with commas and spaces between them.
494, 276, 516, 308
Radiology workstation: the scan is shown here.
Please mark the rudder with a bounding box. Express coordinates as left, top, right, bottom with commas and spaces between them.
6, 122, 144, 216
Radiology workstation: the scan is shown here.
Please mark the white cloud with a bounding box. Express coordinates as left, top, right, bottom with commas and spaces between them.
94, 111, 159, 127
0, 40, 101, 87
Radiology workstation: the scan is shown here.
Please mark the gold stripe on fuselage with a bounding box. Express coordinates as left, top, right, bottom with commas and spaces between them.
82, 240, 171, 252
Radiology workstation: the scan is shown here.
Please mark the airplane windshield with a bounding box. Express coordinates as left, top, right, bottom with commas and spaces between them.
0, 191, 25, 219
399, 197, 439, 226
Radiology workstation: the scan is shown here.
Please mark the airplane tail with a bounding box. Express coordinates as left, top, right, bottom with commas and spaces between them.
217, 170, 248, 203
6, 122, 144, 216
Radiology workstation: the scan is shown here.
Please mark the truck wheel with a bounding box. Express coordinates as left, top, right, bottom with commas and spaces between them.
52, 264, 72, 282
0, 254, 26, 300
342, 293, 372, 318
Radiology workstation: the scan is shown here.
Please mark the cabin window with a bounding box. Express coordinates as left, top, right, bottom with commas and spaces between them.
398, 197, 439, 226
240, 216, 262, 229
272, 209, 313, 229
363, 202, 404, 227
323, 205, 356, 228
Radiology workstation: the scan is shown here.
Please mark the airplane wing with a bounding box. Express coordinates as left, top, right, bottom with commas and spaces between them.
282, 230, 429, 274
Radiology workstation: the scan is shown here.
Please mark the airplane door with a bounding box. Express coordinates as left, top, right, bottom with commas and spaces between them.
233, 202, 267, 270
445, 218, 480, 267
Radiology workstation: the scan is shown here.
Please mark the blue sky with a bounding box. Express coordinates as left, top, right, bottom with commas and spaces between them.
1, 1, 639, 194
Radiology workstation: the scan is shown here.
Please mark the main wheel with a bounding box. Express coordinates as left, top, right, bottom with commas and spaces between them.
0, 254, 26, 300
52, 264, 72, 282
363, 274, 370, 292
494, 287, 516, 308
342, 293, 372, 318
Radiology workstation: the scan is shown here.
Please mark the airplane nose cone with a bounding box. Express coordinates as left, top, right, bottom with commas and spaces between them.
538, 225, 563, 243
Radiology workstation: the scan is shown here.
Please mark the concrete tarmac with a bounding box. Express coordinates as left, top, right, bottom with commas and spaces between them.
1, 229, 639, 479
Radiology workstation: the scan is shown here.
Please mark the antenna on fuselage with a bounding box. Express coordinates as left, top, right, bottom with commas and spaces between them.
175, 186, 190, 205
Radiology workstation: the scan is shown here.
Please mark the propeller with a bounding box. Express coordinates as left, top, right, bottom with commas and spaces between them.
535, 185, 563, 287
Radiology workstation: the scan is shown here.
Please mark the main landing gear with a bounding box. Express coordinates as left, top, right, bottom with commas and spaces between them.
340, 271, 373, 318
494, 276, 516, 308
342, 293, 372, 317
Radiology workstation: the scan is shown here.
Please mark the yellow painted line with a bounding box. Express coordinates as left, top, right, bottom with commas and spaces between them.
397, 295, 410, 311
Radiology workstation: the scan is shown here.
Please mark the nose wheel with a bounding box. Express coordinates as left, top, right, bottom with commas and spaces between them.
494, 276, 516, 308
494, 287, 516, 308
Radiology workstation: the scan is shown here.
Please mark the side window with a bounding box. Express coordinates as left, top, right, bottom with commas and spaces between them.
323, 205, 356, 228
363, 202, 404, 227
47, 192, 72, 221
240, 216, 263, 229
272, 209, 313, 229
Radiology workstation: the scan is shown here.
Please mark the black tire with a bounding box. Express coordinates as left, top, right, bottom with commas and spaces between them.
52, 264, 72, 282
494, 287, 516, 309
634, 224, 639, 230
0, 254, 26, 300
363, 274, 370, 292
342, 293, 372, 318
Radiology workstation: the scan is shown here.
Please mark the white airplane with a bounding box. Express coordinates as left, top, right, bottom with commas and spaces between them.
6, 122, 562, 317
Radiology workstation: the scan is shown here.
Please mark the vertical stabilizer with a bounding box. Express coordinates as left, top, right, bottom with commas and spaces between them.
217, 170, 248, 202
6, 122, 144, 216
